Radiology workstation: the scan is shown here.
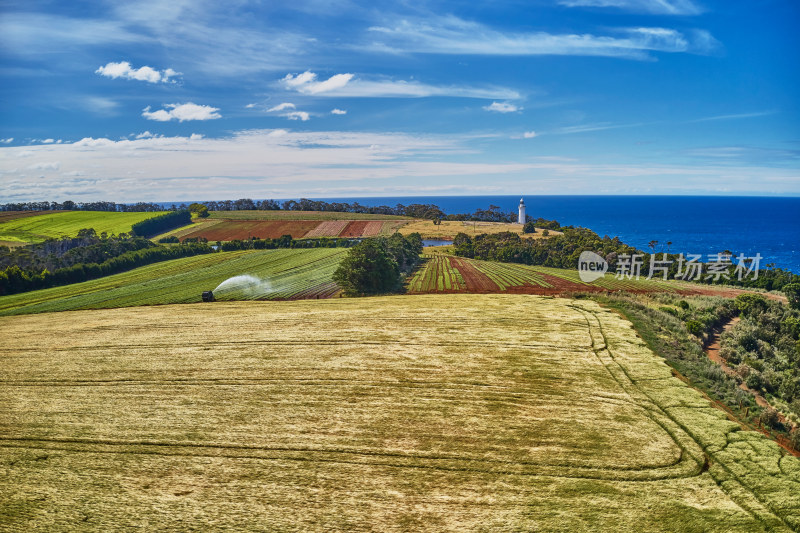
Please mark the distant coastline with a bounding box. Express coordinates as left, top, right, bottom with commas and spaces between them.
152, 196, 800, 273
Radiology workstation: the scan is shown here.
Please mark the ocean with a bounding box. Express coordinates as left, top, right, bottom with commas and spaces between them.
308, 196, 800, 273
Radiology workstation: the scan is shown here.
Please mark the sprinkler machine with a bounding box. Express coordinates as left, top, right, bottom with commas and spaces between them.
201, 291, 215, 302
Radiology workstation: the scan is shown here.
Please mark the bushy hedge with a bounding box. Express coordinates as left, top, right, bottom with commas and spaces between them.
130, 210, 191, 237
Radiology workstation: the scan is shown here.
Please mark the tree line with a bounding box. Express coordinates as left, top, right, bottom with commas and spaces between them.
0, 201, 164, 212
1, 198, 530, 222
130, 210, 192, 237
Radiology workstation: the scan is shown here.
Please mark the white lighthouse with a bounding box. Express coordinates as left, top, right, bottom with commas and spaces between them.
518, 197, 526, 224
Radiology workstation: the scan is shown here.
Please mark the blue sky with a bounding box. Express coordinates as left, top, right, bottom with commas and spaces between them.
0, 0, 798, 201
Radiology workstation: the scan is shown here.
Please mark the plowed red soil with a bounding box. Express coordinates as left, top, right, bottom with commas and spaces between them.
450, 257, 496, 291
180, 220, 319, 241
340, 221, 369, 237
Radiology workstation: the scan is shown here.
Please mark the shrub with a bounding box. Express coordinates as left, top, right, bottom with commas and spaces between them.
522, 221, 537, 234
759, 407, 779, 429
746, 371, 764, 391
158, 236, 180, 243
734, 293, 768, 317
685, 319, 703, 337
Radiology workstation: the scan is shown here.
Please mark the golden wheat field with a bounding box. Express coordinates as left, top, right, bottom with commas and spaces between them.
1, 294, 799, 531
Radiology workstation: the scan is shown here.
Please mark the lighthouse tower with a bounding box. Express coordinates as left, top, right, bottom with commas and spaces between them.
518, 198, 526, 224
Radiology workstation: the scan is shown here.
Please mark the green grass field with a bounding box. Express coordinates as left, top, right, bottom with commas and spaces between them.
0, 248, 346, 316
1, 294, 797, 530
0, 211, 166, 244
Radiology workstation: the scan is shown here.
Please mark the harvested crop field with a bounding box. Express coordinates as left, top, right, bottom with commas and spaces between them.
175, 218, 405, 241
1, 294, 798, 531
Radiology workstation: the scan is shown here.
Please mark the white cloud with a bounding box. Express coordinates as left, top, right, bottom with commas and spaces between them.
1, 138, 14, 144
27, 161, 60, 171
190, 133, 204, 140
245, 103, 257, 108
282, 71, 354, 94
135, 131, 158, 139
96, 61, 181, 83
267, 102, 296, 112
142, 103, 221, 122
331, 109, 347, 115
41, 138, 55, 144
283, 72, 519, 100
284, 111, 310, 121
558, 0, 704, 15
367, 16, 719, 59
62, 170, 86, 177
283, 70, 316, 88
74, 137, 117, 147
523, 131, 537, 139
484, 102, 521, 113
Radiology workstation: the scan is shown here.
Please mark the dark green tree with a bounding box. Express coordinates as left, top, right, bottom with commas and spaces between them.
333, 239, 399, 295
783, 283, 800, 310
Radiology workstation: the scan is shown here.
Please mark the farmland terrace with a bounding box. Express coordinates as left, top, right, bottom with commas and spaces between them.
1, 295, 798, 531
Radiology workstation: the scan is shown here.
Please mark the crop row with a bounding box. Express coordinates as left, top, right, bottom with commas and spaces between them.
408, 254, 681, 295
529, 265, 678, 292
0, 248, 347, 316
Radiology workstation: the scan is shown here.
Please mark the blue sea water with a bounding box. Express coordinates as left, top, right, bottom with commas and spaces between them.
310, 196, 800, 273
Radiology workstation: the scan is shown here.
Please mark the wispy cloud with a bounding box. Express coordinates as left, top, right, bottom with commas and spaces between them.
689, 111, 776, 123
367, 16, 719, 59
142, 103, 221, 122
484, 102, 522, 113
282, 71, 520, 99
558, 0, 704, 15
267, 103, 297, 112
96, 61, 180, 83
523, 131, 537, 139
553, 122, 646, 134
1, 138, 14, 144
331, 109, 347, 115
685, 145, 800, 162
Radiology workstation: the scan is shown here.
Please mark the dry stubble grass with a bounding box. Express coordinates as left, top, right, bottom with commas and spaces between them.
1, 294, 798, 531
